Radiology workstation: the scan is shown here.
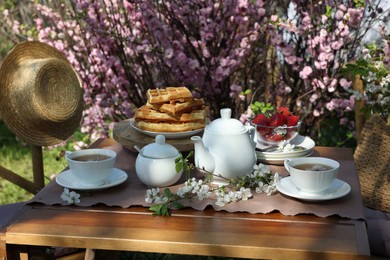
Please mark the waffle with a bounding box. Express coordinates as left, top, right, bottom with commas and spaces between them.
147, 87, 193, 104
148, 98, 204, 115
135, 105, 207, 123
135, 120, 206, 132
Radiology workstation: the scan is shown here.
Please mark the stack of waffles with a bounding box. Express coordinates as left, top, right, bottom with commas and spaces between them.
134, 87, 208, 132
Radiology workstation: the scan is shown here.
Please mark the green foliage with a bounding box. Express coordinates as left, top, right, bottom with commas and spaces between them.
250, 101, 275, 117
175, 151, 194, 180
315, 115, 357, 148
0, 0, 16, 11
148, 188, 184, 216
0, 121, 75, 205
341, 42, 390, 116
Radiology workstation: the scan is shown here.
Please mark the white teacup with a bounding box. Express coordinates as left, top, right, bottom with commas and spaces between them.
284, 157, 340, 194
65, 149, 117, 187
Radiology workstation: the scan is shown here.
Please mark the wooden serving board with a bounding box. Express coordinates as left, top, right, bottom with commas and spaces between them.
113, 119, 201, 152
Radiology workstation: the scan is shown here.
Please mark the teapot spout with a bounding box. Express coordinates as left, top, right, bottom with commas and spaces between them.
191, 136, 215, 173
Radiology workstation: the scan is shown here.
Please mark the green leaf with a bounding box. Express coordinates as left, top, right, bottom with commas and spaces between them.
149, 204, 164, 215
175, 155, 182, 163
185, 151, 194, 160
325, 6, 333, 18
171, 201, 184, 210
149, 204, 171, 216
161, 205, 171, 216
163, 188, 175, 200
175, 161, 183, 173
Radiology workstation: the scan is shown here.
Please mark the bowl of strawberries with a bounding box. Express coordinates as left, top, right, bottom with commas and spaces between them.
250, 106, 301, 146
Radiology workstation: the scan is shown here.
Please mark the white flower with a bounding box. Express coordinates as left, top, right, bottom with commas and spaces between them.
265, 185, 277, 196
176, 186, 190, 198
253, 163, 270, 177
144, 163, 281, 211
154, 196, 168, 204
145, 188, 162, 203
60, 188, 80, 204
145, 196, 154, 204
239, 187, 252, 200
196, 185, 212, 200
215, 197, 226, 207
223, 193, 232, 204
282, 143, 296, 152
228, 190, 239, 202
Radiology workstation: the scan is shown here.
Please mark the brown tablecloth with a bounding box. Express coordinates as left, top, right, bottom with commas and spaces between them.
30, 142, 365, 220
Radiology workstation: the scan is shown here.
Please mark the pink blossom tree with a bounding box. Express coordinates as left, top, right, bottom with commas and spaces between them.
1, 0, 389, 145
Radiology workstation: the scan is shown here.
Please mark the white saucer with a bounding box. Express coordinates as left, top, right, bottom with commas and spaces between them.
276, 176, 351, 201
130, 118, 204, 139
56, 168, 128, 190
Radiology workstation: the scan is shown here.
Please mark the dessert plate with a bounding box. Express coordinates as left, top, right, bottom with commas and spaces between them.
256, 135, 315, 165
130, 118, 204, 139
276, 176, 351, 201
56, 168, 128, 190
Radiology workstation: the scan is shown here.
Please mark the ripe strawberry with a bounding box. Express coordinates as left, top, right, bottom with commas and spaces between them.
276, 106, 291, 116
267, 133, 285, 142
287, 115, 299, 126
253, 114, 270, 135
252, 113, 269, 125
269, 113, 287, 127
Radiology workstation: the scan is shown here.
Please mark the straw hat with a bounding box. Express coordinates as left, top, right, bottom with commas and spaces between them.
0, 41, 84, 146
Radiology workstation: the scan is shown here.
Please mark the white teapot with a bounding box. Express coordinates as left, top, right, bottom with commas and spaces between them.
135, 135, 183, 187
191, 108, 257, 183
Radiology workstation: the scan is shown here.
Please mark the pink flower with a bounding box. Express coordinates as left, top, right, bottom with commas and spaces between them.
328, 78, 338, 92
321, 15, 328, 24
339, 78, 352, 89
299, 66, 313, 79
331, 40, 343, 50
347, 8, 363, 27
164, 48, 174, 59
335, 10, 344, 20
270, 15, 278, 22
285, 55, 297, 65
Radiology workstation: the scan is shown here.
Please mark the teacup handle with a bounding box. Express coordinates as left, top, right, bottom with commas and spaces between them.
284, 159, 291, 173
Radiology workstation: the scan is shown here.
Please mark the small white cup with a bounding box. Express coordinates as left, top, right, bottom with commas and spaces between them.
65, 149, 117, 187
284, 157, 339, 194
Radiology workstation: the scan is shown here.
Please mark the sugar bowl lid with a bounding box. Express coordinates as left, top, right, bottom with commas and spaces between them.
206, 108, 246, 134
139, 135, 179, 159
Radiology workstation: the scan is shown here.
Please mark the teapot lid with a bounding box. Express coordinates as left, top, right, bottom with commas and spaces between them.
140, 135, 180, 159
206, 108, 246, 134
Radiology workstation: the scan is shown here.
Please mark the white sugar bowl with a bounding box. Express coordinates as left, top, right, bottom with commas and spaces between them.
135, 135, 183, 187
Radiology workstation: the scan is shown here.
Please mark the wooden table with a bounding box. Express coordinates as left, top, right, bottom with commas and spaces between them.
2, 139, 371, 259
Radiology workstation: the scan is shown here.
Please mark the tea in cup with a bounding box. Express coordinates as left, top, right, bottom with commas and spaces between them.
284, 157, 339, 194
65, 149, 117, 187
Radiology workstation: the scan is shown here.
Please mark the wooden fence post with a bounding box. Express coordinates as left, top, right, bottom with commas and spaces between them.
353, 75, 366, 144
31, 145, 45, 189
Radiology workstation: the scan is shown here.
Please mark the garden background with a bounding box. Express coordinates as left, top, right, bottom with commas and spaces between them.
1, 0, 389, 204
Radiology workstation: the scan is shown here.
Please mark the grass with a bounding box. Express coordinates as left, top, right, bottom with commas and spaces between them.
0, 121, 68, 205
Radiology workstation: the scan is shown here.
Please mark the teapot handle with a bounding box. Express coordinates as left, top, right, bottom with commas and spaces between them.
246, 125, 257, 149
